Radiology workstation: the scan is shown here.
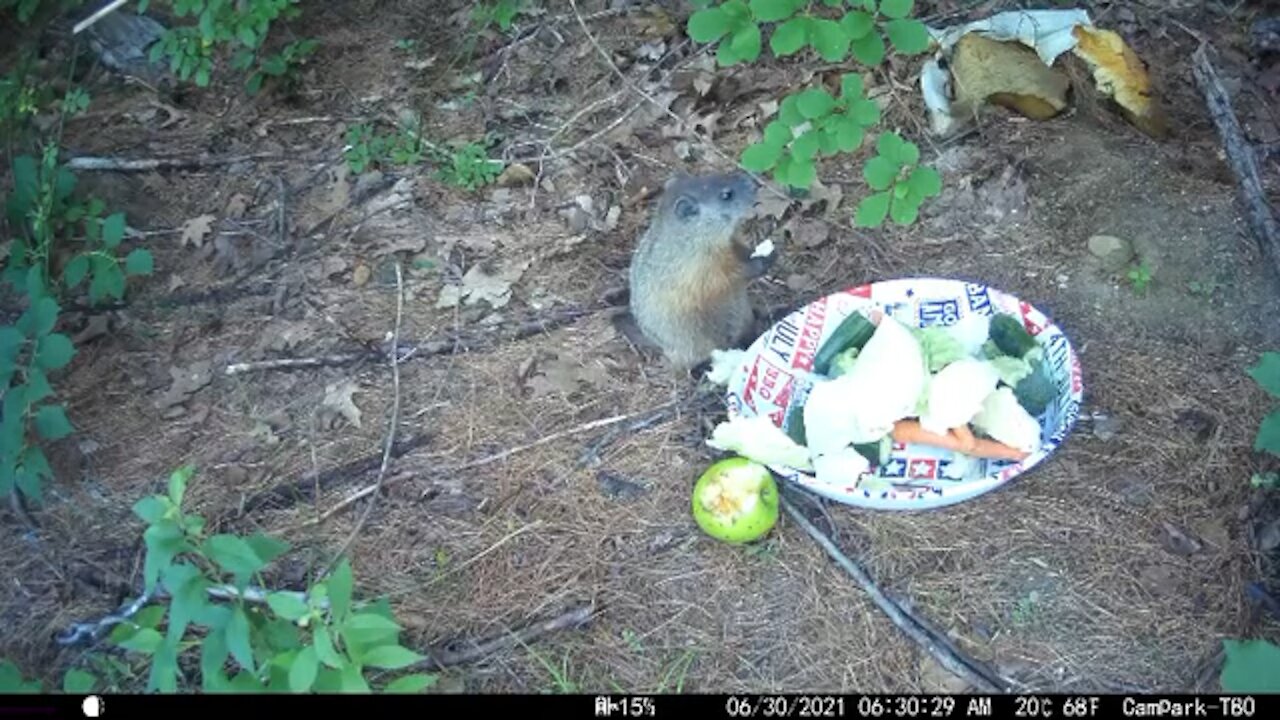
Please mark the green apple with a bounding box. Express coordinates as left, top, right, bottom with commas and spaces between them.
691, 457, 779, 544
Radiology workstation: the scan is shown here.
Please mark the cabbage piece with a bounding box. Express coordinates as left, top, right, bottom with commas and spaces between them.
990, 354, 1034, 386
706, 415, 814, 471
914, 326, 969, 372
918, 357, 1002, 436
812, 446, 872, 486
972, 386, 1042, 453
802, 314, 928, 454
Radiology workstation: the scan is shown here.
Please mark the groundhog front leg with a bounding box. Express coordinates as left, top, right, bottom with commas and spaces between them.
736, 238, 777, 280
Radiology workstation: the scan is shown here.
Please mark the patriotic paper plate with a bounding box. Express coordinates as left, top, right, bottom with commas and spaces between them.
722, 277, 1084, 511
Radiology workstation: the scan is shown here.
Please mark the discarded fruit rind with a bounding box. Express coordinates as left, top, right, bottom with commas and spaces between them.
950, 33, 1071, 122
691, 457, 779, 545
1070, 25, 1168, 138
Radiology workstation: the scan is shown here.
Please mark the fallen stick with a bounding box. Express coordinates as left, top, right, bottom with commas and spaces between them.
56, 580, 318, 646
72, 0, 128, 34
414, 603, 597, 670
780, 491, 1008, 693
1191, 44, 1280, 282
66, 153, 282, 172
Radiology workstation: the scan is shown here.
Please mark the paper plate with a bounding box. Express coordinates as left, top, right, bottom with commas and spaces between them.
722, 277, 1084, 510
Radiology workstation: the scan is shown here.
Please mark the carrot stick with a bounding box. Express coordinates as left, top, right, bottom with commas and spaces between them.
950, 424, 976, 453
891, 420, 1030, 462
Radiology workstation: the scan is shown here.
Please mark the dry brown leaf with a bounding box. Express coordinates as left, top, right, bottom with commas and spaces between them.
181, 214, 216, 249
950, 33, 1071, 122
1071, 26, 1169, 138
788, 218, 831, 248
525, 356, 608, 398
156, 361, 213, 409
321, 380, 363, 429
224, 193, 251, 218
436, 259, 530, 310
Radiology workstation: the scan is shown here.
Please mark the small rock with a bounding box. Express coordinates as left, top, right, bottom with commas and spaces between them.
1259, 518, 1280, 553
1160, 521, 1203, 556
1087, 234, 1135, 272
497, 162, 536, 187
352, 263, 371, 287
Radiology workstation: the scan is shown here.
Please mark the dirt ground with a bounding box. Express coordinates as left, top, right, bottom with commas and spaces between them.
3, 0, 1280, 694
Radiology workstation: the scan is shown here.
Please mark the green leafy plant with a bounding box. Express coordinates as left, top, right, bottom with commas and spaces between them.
1248, 352, 1280, 459
688, 0, 929, 68
0, 659, 42, 693
855, 130, 941, 226
1219, 638, 1280, 692
686, 1, 942, 228
473, 0, 527, 32
343, 120, 428, 174
2, 143, 153, 505
741, 74, 880, 190
433, 140, 504, 191
139, 0, 314, 91
245, 38, 318, 95
63, 465, 438, 693
1126, 261, 1152, 294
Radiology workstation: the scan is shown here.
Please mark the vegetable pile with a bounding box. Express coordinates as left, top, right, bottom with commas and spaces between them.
707, 306, 1061, 487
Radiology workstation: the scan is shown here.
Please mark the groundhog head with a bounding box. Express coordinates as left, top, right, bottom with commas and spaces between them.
660, 172, 758, 234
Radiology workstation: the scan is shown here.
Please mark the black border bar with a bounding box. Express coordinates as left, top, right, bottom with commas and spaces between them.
0, 693, 1273, 718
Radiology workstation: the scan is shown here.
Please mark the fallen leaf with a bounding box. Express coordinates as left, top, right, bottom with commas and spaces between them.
156, 361, 213, 409
224, 193, 251, 218
788, 218, 831, 248
167, 274, 186, 292
1071, 26, 1169, 138
352, 263, 371, 287
181, 214, 216, 249
72, 315, 110, 345
251, 421, 280, 445
950, 33, 1071, 122
436, 259, 530, 309
320, 380, 362, 429
525, 356, 608, 398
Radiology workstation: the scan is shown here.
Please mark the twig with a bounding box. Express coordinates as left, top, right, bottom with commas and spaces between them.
414, 603, 597, 670
1191, 44, 1280, 283
323, 262, 405, 575
780, 490, 1008, 693
56, 581, 319, 646
224, 306, 603, 377
72, 0, 128, 34
229, 434, 431, 518
567, 0, 682, 129
66, 153, 282, 172
416, 401, 679, 500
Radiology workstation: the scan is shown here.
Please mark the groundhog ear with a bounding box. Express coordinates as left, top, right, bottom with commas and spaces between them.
674, 196, 699, 220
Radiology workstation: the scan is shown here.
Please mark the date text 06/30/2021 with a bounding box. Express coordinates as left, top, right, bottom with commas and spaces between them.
590, 695, 1261, 719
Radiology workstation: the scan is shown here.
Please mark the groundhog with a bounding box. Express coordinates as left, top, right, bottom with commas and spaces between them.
620, 171, 774, 372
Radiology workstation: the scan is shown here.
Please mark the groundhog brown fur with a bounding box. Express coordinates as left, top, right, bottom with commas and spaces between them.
623, 171, 774, 371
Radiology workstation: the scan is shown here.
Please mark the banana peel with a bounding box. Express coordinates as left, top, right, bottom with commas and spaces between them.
920, 9, 1168, 139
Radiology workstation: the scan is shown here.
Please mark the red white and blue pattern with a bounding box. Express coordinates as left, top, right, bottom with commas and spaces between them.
722, 277, 1084, 510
